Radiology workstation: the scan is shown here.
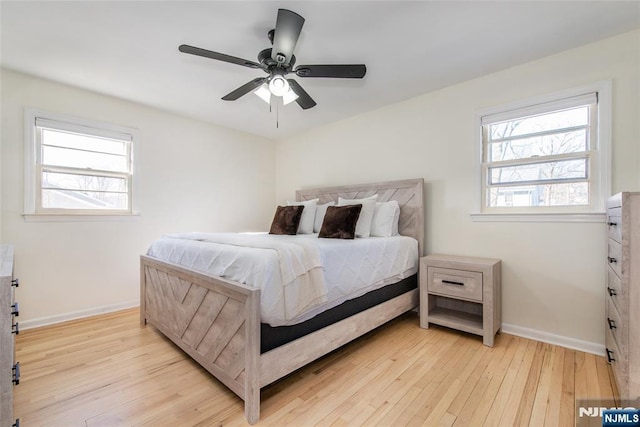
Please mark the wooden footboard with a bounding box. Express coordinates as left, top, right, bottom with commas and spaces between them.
140, 255, 261, 423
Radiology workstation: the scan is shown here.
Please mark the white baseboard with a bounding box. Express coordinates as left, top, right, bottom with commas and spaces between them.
19, 303, 605, 357
19, 300, 140, 330
502, 322, 605, 356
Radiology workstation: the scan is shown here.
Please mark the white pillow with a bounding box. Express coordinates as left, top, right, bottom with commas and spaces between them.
337, 194, 378, 238
370, 200, 400, 237
314, 202, 335, 233
287, 198, 318, 234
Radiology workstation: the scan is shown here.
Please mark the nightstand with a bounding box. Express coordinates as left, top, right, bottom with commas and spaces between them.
419, 254, 501, 347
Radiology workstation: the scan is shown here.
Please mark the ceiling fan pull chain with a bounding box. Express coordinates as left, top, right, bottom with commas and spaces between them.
276, 100, 279, 129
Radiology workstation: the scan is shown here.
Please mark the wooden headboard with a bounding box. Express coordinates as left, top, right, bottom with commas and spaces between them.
296, 178, 425, 256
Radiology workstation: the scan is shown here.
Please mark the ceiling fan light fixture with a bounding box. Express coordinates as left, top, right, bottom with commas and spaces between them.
254, 83, 271, 104
282, 87, 299, 105
269, 75, 289, 96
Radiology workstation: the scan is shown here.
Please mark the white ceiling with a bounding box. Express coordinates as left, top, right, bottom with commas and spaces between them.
1, 1, 639, 140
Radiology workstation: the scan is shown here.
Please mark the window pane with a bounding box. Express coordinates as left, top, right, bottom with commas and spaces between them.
42, 189, 128, 210
42, 145, 128, 172
489, 106, 589, 140
488, 129, 587, 162
42, 171, 127, 192
489, 159, 587, 185
488, 182, 589, 207
42, 128, 126, 155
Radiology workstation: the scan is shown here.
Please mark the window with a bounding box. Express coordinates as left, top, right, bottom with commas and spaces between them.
475, 82, 611, 220
25, 109, 136, 216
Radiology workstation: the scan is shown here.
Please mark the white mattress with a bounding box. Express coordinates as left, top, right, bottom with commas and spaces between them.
146, 233, 418, 326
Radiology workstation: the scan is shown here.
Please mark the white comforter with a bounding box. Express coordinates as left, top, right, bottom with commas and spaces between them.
146, 233, 418, 326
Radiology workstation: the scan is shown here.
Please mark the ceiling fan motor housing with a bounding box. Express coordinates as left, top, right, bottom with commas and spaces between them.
258, 48, 295, 70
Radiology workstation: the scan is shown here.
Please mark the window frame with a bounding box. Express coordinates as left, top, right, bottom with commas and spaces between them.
24, 108, 139, 219
471, 81, 611, 223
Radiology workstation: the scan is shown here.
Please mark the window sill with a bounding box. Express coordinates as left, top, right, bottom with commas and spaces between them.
23, 212, 141, 222
469, 212, 606, 223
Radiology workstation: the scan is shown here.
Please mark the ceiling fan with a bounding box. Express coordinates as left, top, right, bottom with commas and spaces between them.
178, 9, 367, 110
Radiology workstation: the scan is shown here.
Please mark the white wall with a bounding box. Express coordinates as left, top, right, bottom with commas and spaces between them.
276, 30, 640, 349
1, 69, 276, 325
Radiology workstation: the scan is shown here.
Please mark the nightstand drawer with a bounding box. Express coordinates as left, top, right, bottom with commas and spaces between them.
427, 267, 483, 302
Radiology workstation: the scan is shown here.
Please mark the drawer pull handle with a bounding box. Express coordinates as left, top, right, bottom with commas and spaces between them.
12, 418, 19, 427
442, 279, 464, 286
607, 287, 617, 297
606, 348, 616, 363
608, 222, 618, 227
12, 362, 20, 385
607, 317, 617, 330
608, 257, 617, 264
11, 278, 19, 287
11, 302, 19, 317
12, 321, 19, 335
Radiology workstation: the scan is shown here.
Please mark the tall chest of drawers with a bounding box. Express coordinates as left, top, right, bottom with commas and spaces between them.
605, 193, 640, 399
0, 245, 19, 427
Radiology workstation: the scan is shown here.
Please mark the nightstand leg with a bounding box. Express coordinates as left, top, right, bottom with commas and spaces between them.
483, 305, 494, 347
419, 288, 429, 329
483, 334, 494, 347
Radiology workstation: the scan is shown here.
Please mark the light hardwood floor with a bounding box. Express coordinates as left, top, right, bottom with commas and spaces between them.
14, 308, 615, 426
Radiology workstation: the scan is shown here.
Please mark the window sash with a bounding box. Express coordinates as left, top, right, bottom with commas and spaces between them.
40, 166, 130, 192
487, 157, 589, 187
36, 165, 132, 213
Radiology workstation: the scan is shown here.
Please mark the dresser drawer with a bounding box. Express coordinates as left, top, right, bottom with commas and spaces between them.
607, 207, 622, 243
607, 239, 622, 278
606, 324, 628, 394
607, 267, 624, 315
427, 267, 483, 302
606, 295, 624, 351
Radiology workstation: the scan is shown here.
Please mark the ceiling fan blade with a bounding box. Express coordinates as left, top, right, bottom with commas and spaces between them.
271, 9, 305, 65
287, 79, 316, 109
222, 78, 268, 101
179, 44, 262, 69
295, 64, 367, 78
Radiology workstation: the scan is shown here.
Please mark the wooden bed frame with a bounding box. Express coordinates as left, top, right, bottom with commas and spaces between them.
140, 178, 424, 424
